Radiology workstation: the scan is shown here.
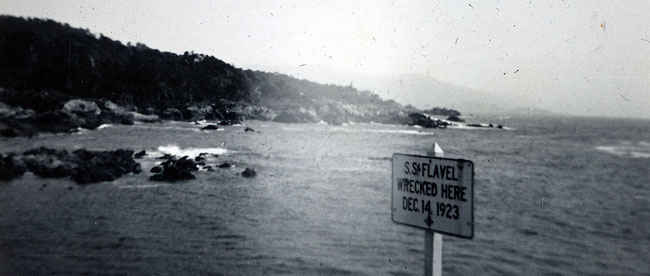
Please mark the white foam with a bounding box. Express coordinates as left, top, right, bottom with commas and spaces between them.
596, 141, 650, 159
74, 127, 89, 134
97, 124, 113, 129
631, 152, 650, 158
157, 144, 229, 158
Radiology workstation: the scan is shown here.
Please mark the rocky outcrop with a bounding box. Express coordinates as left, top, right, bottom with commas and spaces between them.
407, 113, 449, 128
130, 112, 160, 123
149, 156, 198, 182
0, 147, 141, 184
0, 153, 26, 181
63, 99, 101, 116
241, 168, 256, 178
446, 115, 465, 122
69, 149, 142, 184
161, 108, 183, 120
134, 150, 146, 159
201, 124, 219, 130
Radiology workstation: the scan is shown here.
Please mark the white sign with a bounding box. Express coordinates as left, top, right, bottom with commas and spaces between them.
391, 153, 474, 239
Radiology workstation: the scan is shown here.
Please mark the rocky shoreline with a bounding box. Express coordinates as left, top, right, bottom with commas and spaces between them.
0, 147, 258, 185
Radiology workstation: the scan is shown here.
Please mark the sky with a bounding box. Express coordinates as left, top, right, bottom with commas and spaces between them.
2, 0, 649, 118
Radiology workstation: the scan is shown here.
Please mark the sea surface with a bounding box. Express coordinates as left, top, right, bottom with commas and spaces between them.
0, 115, 649, 275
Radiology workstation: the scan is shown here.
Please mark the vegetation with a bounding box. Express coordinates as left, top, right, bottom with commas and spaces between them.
0, 15, 460, 130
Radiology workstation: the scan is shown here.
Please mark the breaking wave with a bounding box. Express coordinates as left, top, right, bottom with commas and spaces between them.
596, 141, 650, 158
156, 144, 230, 158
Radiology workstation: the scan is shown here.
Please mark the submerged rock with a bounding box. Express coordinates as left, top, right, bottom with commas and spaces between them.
201, 124, 219, 130
244, 127, 255, 132
218, 162, 232, 168
241, 168, 256, 178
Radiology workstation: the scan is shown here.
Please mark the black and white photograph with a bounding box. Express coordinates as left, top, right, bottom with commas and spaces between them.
0, 1, 648, 275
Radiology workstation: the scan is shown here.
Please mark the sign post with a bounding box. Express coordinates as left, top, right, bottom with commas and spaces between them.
426, 143, 444, 276
391, 143, 474, 276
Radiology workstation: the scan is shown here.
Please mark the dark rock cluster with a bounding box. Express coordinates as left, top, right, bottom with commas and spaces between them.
241, 168, 256, 178
0, 93, 162, 137
149, 156, 198, 182
407, 113, 450, 128
0, 147, 141, 184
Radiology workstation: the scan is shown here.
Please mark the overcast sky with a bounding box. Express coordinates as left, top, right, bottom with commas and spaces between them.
2, 0, 649, 118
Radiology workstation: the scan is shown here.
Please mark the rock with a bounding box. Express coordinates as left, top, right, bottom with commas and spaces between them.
203, 165, 213, 171
241, 168, 256, 178
194, 153, 207, 162
131, 112, 160, 123
22, 148, 75, 178
218, 162, 232, 168
0, 127, 18, 137
63, 99, 101, 116
149, 156, 198, 182
201, 124, 219, 130
134, 150, 146, 159
244, 127, 255, 132
0, 154, 26, 181
102, 100, 124, 113
144, 107, 156, 115
150, 166, 162, 173
497, 124, 503, 129
157, 154, 174, 160
218, 119, 240, 126
408, 113, 444, 128
17, 147, 141, 184
0, 102, 16, 118
185, 105, 214, 121
446, 115, 464, 122
161, 108, 183, 120
218, 110, 242, 125
99, 101, 135, 125
70, 149, 141, 184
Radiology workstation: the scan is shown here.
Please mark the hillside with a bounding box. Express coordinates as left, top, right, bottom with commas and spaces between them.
0, 15, 460, 135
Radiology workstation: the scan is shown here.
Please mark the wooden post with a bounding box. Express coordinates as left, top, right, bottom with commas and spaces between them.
424, 142, 444, 276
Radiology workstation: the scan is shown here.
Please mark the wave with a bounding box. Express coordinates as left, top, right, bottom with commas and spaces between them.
156, 144, 230, 158
596, 141, 650, 159
97, 124, 113, 129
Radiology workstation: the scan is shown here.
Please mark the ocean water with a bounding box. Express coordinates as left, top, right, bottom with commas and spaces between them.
0, 116, 649, 275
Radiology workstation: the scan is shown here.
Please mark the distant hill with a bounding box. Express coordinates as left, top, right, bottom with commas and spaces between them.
0, 15, 460, 131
